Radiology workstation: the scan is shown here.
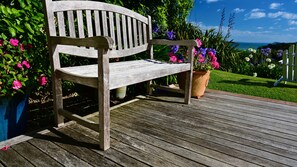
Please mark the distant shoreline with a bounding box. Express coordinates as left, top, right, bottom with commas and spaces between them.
234, 42, 269, 50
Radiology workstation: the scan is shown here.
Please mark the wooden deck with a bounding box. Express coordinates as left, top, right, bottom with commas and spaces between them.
1, 91, 297, 167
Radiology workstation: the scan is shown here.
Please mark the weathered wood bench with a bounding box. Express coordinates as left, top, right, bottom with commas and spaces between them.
274, 43, 297, 86
43, 0, 197, 150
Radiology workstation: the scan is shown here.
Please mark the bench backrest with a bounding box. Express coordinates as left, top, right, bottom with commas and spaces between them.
283, 44, 297, 82
43, 0, 152, 58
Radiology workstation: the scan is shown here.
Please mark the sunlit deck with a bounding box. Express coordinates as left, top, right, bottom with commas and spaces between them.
1, 91, 297, 167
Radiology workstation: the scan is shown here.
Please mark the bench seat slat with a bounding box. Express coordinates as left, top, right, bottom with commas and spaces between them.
56, 59, 190, 89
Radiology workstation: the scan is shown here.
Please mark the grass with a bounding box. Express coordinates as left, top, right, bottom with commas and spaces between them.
208, 70, 297, 103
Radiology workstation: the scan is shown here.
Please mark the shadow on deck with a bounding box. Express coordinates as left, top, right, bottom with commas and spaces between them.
1, 91, 297, 167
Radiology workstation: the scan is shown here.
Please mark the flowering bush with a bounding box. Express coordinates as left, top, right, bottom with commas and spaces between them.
166, 32, 220, 71
0, 34, 47, 96
238, 47, 282, 79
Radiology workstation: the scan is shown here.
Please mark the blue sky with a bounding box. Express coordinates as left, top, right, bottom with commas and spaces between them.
187, 0, 297, 43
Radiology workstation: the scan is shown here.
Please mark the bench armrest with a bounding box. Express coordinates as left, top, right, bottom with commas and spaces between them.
49, 36, 115, 49
149, 39, 197, 47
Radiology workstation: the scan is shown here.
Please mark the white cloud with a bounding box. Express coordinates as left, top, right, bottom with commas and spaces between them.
206, 0, 219, 3
245, 8, 266, 19
285, 27, 297, 31
289, 20, 297, 25
268, 11, 297, 19
251, 8, 264, 12
189, 21, 297, 42
269, 3, 283, 10
257, 27, 263, 30
295, 0, 297, 3
233, 8, 245, 13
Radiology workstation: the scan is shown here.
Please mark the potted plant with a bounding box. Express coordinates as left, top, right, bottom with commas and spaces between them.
0, 33, 47, 141
167, 35, 220, 98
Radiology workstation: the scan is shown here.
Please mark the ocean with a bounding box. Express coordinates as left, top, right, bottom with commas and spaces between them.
234, 42, 270, 50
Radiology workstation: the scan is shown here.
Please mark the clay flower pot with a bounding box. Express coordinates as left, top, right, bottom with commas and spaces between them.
178, 70, 210, 99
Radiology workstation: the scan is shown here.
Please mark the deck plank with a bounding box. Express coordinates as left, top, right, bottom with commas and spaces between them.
0, 146, 34, 167
28, 137, 93, 167
12, 141, 63, 167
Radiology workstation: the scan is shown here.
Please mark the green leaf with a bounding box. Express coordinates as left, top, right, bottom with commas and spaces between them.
8, 27, 16, 37
13, 25, 24, 33
4, 54, 12, 60
25, 23, 34, 34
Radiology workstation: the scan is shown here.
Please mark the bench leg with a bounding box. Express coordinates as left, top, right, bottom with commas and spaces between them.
53, 77, 64, 127
147, 80, 153, 95
184, 71, 192, 104
98, 87, 110, 150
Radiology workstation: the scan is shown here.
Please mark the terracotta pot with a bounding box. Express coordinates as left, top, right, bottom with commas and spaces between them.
178, 70, 210, 99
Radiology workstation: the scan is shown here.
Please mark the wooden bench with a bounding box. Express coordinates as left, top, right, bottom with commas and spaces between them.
43, 0, 197, 150
274, 44, 297, 86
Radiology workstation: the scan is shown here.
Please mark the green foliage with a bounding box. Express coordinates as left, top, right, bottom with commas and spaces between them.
234, 48, 282, 79
0, 34, 47, 96
200, 29, 240, 71
0, 0, 50, 96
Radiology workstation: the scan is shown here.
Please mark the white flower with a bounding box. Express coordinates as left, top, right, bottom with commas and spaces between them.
253, 72, 257, 77
249, 54, 253, 58
268, 63, 275, 69
245, 57, 250, 62
266, 58, 271, 62
278, 60, 283, 64
248, 48, 256, 53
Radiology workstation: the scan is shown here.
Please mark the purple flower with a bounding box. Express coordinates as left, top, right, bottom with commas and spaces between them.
177, 54, 184, 62
166, 30, 175, 40
277, 50, 283, 58
199, 48, 207, 57
171, 45, 179, 53
153, 25, 159, 33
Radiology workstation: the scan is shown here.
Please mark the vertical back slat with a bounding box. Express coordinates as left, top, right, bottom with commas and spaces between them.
94, 11, 101, 36
115, 13, 122, 50
138, 21, 143, 45
133, 18, 138, 47
283, 50, 288, 81
67, 11, 76, 37
148, 16, 153, 59
122, 15, 128, 49
77, 10, 85, 38
108, 12, 115, 44
293, 44, 297, 81
86, 10, 93, 37
102, 11, 108, 36
127, 17, 133, 48
57, 12, 66, 36
143, 23, 147, 44
288, 45, 294, 81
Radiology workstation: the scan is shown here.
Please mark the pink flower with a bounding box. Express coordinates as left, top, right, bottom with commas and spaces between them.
212, 56, 217, 62
20, 44, 25, 51
22, 60, 30, 68
208, 51, 215, 58
9, 38, 19, 46
1, 145, 10, 151
168, 52, 175, 57
0, 40, 3, 46
38, 76, 47, 86
17, 63, 23, 68
211, 61, 220, 69
12, 80, 22, 90
177, 59, 183, 63
169, 56, 177, 62
196, 38, 202, 48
